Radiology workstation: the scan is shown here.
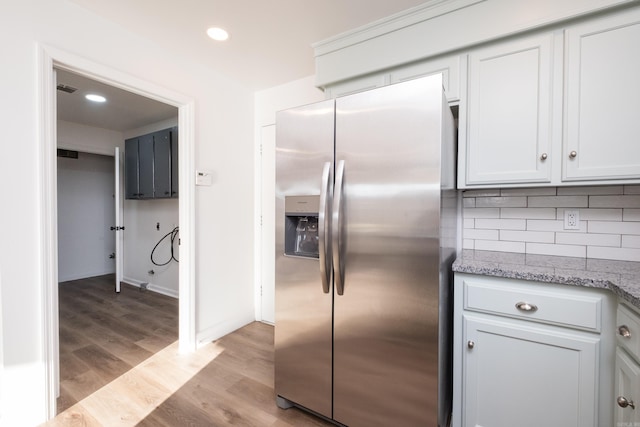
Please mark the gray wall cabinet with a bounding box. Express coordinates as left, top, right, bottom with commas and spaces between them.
125, 126, 178, 199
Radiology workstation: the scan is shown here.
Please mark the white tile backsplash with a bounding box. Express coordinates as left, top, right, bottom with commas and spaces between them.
587, 246, 640, 262
589, 195, 640, 208
588, 221, 640, 234
502, 208, 556, 219
624, 185, 640, 195
526, 219, 587, 233
556, 208, 622, 221
555, 232, 621, 247
526, 242, 587, 258
623, 209, 640, 221
462, 184, 640, 261
500, 230, 555, 243
475, 218, 526, 230
464, 228, 499, 240
475, 239, 525, 253
557, 186, 624, 195
476, 196, 527, 208
463, 208, 500, 218
500, 188, 557, 196
622, 235, 640, 248
528, 195, 589, 208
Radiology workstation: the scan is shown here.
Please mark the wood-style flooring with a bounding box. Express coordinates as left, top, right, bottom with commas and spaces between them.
46, 274, 332, 426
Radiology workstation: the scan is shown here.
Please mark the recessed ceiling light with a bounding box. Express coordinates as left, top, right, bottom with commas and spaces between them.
207, 27, 229, 41
85, 94, 106, 103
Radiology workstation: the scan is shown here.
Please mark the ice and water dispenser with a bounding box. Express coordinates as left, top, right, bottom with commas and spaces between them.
284, 195, 319, 259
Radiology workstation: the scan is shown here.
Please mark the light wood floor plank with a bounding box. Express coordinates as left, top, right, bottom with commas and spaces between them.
46, 274, 332, 426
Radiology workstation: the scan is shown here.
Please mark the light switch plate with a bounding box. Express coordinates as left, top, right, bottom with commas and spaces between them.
195, 170, 213, 186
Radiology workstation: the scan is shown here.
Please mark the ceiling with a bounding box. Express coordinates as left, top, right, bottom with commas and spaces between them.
56, 69, 178, 132
70, 0, 429, 91
59, 0, 428, 132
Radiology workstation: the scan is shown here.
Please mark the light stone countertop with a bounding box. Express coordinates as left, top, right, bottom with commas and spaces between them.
453, 249, 640, 310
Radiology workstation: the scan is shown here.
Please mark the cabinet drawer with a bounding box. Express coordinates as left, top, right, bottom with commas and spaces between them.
617, 304, 640, 360
463, 277, 603, 331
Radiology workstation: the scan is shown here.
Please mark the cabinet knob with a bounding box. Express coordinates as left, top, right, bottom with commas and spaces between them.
617, 396, 636, 410
569, 150, 577, 158
467, 340, 475, 349
540, 153, 548, 161
515, 301, 538, 312
618, 325, 631, 339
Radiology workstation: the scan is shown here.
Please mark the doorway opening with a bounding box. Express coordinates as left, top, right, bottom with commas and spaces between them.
55, 68, 182, 412
39, 45, 196, 419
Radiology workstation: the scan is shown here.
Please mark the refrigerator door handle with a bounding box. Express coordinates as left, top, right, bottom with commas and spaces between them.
332, 160, 345, 296
318, 161, 332, 294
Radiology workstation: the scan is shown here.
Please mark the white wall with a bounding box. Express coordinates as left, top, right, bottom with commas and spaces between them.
123, 118, 180, 297
253, 76, 324, 321
254, 75, 325, 126
124, 199, 179, 297
0, 1, 254, 424
57, 120, 124, 155
57, 152, 116, 281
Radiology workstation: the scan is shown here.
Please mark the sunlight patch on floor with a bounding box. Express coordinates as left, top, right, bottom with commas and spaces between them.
46, 340, 225, 426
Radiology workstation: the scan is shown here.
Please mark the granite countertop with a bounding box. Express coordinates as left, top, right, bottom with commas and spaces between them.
453, 249, 640, 309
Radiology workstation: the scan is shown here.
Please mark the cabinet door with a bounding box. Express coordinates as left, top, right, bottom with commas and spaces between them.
153, 129, 171, 198
137, 134, 154, 198
463, 34, 556, 186
615, 348, 640, 425
389, 55, 461, 101
564, 10, 640, 181
170, 127, 178, 198
462, 314, 599, 427
124, 138, 139, 199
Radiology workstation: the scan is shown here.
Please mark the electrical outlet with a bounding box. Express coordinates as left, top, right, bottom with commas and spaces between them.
564, 210, 580, 230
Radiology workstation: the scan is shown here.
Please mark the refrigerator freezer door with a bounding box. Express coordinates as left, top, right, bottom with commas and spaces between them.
333, 76, 446, 427
274, 100, 335, 418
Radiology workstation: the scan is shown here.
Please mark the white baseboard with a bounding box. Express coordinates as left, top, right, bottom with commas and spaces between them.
121, 276, 179, 299
59, 269, 115, 283
196, 314, 256, 348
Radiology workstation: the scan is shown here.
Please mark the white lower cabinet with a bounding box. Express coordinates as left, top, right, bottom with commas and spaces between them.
615, 303, 640, 426
453, 274, 616, 427
462, 315, 598, 427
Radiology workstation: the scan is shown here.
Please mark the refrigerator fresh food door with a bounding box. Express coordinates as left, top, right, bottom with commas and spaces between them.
333, 76, 445, 427
274, 99, 334, 418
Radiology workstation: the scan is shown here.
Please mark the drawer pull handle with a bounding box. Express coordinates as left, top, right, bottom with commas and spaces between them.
515, 302, 538, 312
617, 396, 635, 410
467, 341, 475, 349
618, 325, 631, 339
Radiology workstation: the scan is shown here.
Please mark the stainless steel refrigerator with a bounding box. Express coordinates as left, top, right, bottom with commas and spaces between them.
274, 74, 458, 427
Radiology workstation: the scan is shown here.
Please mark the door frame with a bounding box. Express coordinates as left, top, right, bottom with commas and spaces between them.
38, 44, 197, 419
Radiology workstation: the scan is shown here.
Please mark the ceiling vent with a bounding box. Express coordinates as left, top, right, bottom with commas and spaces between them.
56, 84, 77, 94
57, 149, 79, 159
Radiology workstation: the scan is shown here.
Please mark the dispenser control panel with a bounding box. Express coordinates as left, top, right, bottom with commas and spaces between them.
284, 195, 320, 259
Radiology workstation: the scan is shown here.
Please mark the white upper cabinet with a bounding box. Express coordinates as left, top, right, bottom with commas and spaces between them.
314, 2, 640, 188
563, 9, 640, 182
461, 34, 557, 186
323, 54, 461, 102
323, 73, 387, 99
388, 55, 461, 102
460, 8, 640, 188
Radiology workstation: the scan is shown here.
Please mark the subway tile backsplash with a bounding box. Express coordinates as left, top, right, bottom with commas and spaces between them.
462, 185, 640, 261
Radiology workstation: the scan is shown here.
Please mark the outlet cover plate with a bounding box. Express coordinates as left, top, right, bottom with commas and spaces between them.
564, 210, 580, 230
